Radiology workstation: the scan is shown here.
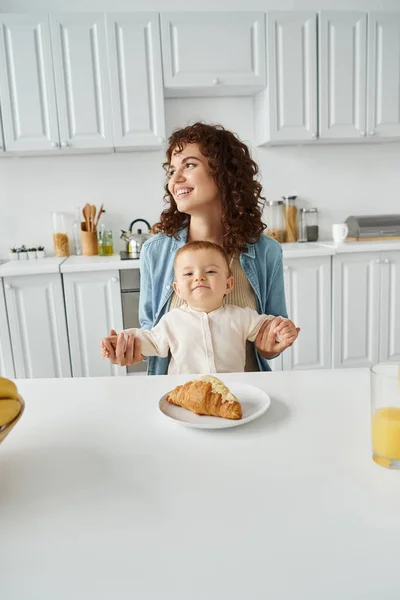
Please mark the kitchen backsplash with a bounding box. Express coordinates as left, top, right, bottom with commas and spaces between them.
1, 96, 400, 259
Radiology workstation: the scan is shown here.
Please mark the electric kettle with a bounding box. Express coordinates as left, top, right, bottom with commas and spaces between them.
120, 219, 152, 258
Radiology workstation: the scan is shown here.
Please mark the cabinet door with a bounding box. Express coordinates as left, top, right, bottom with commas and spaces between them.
0, 279, 14, 378
63, 270, 126, 377
367, 13, 400, 138
107, 13, 165, 150
380, 251, 400, 363
161, 12, 266, 96
319, 11, 367, 140
50, 13, 113, 150
265, 11, 317, 142
4, 274, 71, 378
0, 14, 59, 152
332, 253, 380, 368
282, 257, 331, 370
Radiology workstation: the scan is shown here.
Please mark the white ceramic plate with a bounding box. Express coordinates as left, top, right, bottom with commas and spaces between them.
158, 382, 271, 429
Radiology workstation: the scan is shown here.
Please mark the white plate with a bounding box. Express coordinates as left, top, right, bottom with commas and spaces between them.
158, 382, 271, 429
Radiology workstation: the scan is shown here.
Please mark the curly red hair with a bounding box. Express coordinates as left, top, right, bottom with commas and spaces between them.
152, 122, 266, 255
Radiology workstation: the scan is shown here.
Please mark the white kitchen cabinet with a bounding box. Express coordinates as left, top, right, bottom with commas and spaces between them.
0, 14, 60, 152
282, 257, 331, 370
319, 12, 367, 140
332, 252, 381, 368
379, 251, 400, 363
63, 270, 126, 377
367, 13, 400, 139
3, 273, 71, 378
160, 12, 266, 97
50, 13, 113, 151
0, 279, 14, 378
255, 12, 317, 145
107, 13, 165, 150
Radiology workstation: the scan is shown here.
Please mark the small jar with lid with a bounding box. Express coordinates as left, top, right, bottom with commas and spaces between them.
298, 208, 319, 242
265, 200, 285, 243
282, 195, 298, 242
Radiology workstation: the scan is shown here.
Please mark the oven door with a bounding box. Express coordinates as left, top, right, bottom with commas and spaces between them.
120, 270, 147, 375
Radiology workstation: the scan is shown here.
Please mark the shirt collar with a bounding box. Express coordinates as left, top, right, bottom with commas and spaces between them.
183, 304, 225, 317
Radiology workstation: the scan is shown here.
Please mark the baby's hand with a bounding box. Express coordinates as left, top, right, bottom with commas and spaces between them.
273, 318, 300, 346
101, 333, 119, 358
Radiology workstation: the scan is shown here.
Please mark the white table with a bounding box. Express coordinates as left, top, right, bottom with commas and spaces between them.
1, 370, 400, 600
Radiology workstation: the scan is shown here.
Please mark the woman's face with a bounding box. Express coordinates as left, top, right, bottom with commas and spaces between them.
167, 143, 220, 216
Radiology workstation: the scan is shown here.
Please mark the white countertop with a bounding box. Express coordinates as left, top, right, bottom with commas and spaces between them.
1, 369, 399, 600
0, 257, 67, 277
60, 254, 140, 272
1, 239, 400, 276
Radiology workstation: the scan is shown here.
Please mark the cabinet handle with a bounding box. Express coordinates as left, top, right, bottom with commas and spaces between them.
360, 131, 366, 136
283, 265, 289, 271
111, 277, 119, 283
375, 259, 380, 264
51, 141, 58, 148
4, 283, 11, 290
212, 78, 220, 85
311, 133, 317, 139
61, 141, 69, 148
384, 258, 390, 264
369, 130, 376, 136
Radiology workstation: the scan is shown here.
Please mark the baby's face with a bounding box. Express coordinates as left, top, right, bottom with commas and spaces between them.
173, 248, 233, 312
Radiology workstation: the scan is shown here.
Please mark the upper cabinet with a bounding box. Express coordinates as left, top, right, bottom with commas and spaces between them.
50, 13, 113, 151
367, 13, 400, 139
319, 12, 367, 140
0, 14, 59, 152
255, 12, 317, 145
257, 10, 400, 145
107, 13, 165, 150
160, 11, 266, 96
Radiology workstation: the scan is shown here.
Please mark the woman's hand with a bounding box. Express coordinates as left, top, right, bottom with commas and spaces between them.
100, 329, 143, 367
255, 317, 300, 358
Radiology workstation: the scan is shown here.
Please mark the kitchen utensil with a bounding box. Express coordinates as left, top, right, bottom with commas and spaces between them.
94, 203, 104, 230
120, 219, 152, 258
82, 204, 91, 232
90, 205, 96, 232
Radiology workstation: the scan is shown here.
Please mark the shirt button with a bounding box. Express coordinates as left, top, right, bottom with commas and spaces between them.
166, 284, 171, 290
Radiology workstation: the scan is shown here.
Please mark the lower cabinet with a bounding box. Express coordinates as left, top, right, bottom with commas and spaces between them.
0, 278, 15, 378
332, 250, 400, 368
63, 270, 126, 377
269, 256, 332, 371
3, 273, 71, 378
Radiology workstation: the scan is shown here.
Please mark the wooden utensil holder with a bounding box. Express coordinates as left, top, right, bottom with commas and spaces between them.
81, 223, 98, 256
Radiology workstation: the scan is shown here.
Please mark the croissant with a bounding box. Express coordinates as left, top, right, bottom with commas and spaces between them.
167, 375, 242, 420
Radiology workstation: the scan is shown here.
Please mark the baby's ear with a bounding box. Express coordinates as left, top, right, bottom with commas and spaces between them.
225, 276, 234, 295
173, 281, 181, 297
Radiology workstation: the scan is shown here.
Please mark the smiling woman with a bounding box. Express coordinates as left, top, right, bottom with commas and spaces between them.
102, 122, 292, 375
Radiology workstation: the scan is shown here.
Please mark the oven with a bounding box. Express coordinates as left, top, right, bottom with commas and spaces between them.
120, 269, 147, 375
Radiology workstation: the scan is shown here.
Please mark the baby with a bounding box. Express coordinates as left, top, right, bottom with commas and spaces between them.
101, 241, 299, 374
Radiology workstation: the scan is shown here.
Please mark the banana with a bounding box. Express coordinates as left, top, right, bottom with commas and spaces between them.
0, 377, 18, 400
0, 398, 21, 427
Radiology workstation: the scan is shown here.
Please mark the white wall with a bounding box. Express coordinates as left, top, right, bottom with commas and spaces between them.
1, 0, 400, 258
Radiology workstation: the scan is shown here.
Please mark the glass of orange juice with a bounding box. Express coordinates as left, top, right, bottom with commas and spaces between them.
371, 363, 400, 469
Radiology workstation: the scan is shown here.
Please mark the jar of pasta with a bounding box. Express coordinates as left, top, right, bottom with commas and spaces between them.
52, 212, 70, 257
265, 200, 285, 243
282, 195, 298, 243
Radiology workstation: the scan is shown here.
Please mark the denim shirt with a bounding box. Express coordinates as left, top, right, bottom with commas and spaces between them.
139, 228, 288, 375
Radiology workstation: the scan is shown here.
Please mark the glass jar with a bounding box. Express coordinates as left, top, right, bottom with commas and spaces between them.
265, 200, 285, 243
282, 195, 298, 242
298, 208, 319, 243
98, 224, 114, 256
52, 212, 70, 257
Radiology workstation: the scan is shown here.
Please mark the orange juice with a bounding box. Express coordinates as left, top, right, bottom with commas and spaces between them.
372, 407, 400, 464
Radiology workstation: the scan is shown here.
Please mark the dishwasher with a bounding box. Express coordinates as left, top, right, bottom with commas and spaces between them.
120, 269, 147, 375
